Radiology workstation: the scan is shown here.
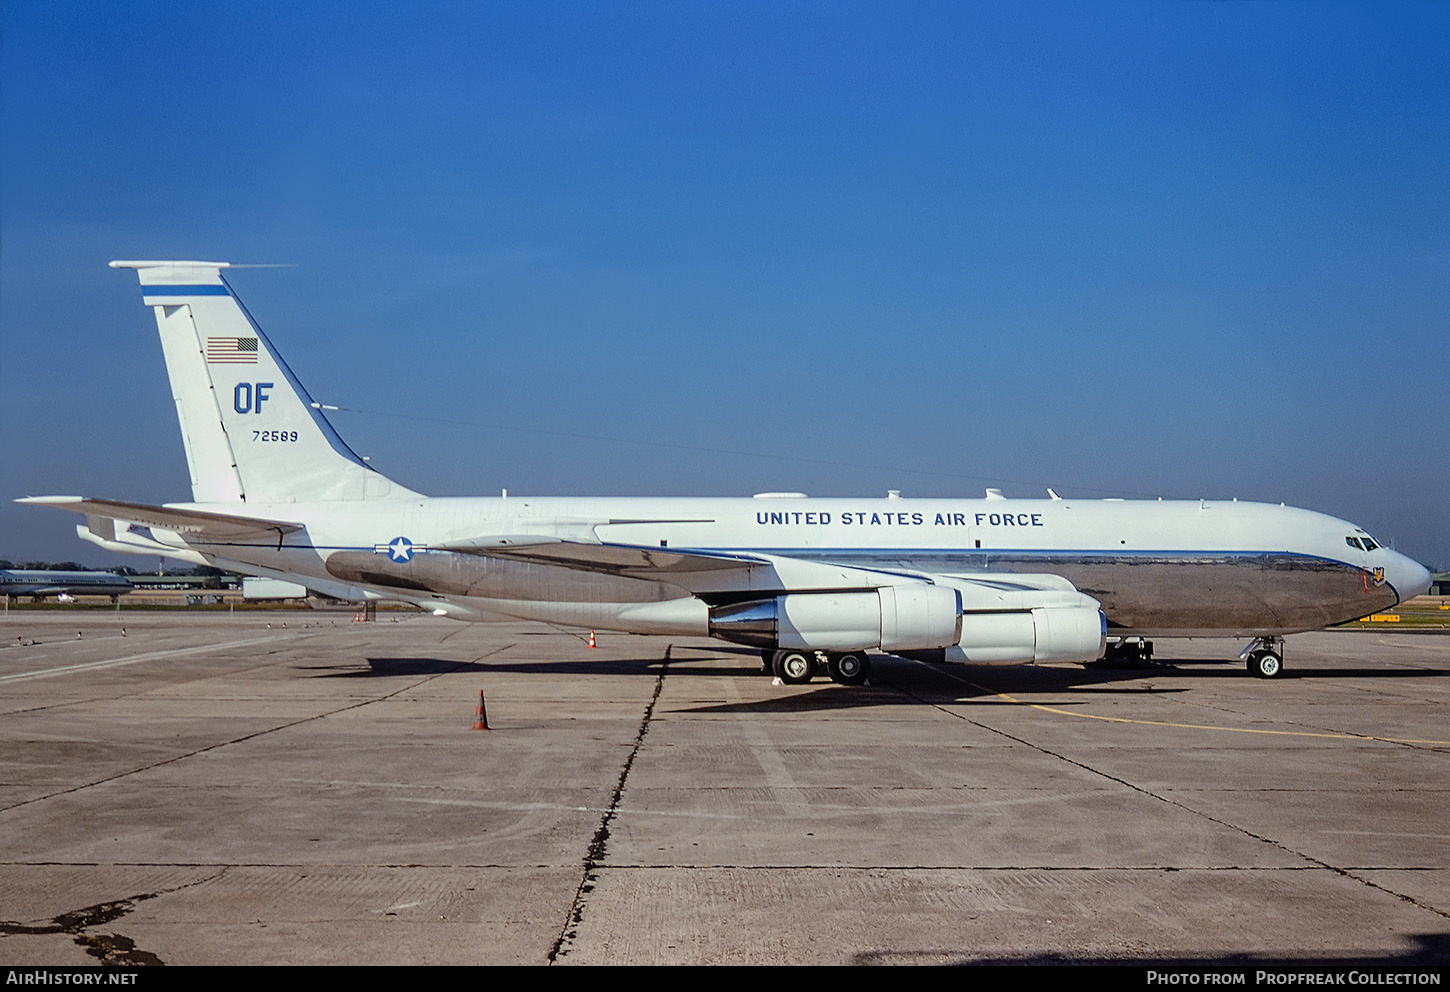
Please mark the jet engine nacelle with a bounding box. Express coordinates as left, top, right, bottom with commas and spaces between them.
936, 604, 1107, 665
708, 585, 964, 652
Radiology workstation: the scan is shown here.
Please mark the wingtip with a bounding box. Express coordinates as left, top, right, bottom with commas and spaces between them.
15, 495, 83, 505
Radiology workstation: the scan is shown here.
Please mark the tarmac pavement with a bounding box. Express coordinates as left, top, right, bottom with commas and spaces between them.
1, 610, 1446, 965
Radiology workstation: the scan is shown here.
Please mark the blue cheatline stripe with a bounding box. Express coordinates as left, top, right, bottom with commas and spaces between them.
141, 285, 230, 296
206, 544, 1357, 571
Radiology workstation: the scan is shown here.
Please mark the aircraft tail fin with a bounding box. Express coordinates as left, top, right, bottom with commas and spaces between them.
110, 261, 419, 503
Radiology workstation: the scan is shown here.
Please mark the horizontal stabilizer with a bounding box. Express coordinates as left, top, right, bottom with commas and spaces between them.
18, 496, 304, 542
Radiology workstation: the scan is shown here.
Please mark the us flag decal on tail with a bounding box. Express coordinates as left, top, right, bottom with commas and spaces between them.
207, 336, 259, 364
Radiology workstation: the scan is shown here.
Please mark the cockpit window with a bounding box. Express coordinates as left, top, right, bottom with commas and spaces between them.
1361, 536, 1378, 551
1346, 536, 1364, 550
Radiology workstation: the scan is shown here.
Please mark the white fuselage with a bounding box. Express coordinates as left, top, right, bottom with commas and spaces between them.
111, 493, 1425, 639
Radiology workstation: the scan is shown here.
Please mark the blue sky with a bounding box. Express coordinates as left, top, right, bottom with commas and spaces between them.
2, 1, 1447, 568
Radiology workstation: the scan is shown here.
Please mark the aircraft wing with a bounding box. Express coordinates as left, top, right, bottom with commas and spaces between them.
17, 496, 304, 543
434, 534, 924, 598
436, 536, 769, 575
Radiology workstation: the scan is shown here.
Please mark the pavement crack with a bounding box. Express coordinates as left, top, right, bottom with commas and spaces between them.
548, 644, 669, 963
908, 667, 1450, 924
0, 868, 224, 965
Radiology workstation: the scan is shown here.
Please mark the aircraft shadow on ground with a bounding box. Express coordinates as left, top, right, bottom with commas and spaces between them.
662, 651, 1450, 714
297, 657, 658, 677
293, 651, 1450, 717
654, 653, 1196, 714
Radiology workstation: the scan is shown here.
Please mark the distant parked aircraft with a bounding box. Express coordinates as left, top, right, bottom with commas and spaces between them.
0, 569, 133, 602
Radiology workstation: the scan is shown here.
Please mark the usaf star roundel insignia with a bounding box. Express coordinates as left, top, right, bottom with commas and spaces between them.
379, 536, 416, 563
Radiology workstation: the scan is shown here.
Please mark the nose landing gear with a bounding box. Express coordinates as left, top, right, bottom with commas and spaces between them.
1241, 637, 1284, 678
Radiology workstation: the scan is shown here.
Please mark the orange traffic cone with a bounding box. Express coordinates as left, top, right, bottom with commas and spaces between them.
588, 630, 597, 649
473, 689, 489, 731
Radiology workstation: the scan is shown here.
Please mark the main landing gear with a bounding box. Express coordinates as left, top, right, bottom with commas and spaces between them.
1099, 637, 1155, 667
762, 649, 872, 686
1241, 637, 1284, 679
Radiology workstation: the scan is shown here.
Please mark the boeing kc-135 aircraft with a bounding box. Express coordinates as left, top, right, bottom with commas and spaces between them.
21, 261, 1433, 683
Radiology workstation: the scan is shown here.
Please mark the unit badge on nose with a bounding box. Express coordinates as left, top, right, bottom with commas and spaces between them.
375, 537, 427, 563
1372, 566, 1385, 584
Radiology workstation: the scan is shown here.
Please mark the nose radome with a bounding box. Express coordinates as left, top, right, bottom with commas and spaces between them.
1389, 552, 1432, 604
